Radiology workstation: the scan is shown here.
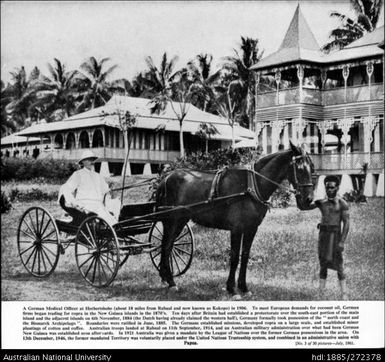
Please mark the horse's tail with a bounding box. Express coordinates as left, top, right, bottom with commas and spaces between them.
155, 174, 169, 206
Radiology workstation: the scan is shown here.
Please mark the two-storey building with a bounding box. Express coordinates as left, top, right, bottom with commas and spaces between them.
250, 4, 384, 197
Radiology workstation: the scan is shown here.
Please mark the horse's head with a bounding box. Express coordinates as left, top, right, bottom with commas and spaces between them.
287, 142, 314, 210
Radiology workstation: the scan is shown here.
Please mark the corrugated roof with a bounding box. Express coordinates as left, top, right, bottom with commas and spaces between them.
250, 7, 384, 71
17, 95, 255, 142
345, 26, 384, 48
251, 4, 323, 71
1, 132, 40, 146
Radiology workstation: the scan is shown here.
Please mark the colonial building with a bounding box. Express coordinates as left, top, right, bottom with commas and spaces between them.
7, 95, 255, 175
250, 4, 384, 196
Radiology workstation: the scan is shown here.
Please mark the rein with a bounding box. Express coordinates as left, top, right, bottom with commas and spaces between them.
248, 153, 313, 204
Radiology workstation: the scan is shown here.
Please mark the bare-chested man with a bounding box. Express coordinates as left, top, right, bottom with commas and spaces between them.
299, 175, 350, 300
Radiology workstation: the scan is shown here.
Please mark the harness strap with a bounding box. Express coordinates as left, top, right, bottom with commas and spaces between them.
208, 167, 227, 201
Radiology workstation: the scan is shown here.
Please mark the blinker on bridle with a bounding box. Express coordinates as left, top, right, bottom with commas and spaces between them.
290, 154, 314, 195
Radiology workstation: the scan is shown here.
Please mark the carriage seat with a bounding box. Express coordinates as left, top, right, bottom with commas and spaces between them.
58, 195, 96, 226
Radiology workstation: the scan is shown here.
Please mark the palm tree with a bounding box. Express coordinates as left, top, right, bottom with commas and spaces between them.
322, 0, 384, 52
195, 122, 219, 152
28, 58, 80, 121
143, 53, 180, 96
187, 53, 221, 112
146, 54, 204, 157
2, 66, 40, 130
77, 56, 119, 109
220, 36, 264, 128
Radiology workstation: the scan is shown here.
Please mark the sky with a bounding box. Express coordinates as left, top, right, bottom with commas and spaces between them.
1, 1, 384, 84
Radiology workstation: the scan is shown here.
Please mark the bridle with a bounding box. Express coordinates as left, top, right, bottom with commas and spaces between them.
249, 152, 314, 200
289, 154, 314, 195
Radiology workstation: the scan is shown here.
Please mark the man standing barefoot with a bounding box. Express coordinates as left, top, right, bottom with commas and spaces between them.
299, 175, 350, 300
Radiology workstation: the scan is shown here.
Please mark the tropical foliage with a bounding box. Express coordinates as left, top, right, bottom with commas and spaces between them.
1, 35, 266, 141
322, 0, 384, 52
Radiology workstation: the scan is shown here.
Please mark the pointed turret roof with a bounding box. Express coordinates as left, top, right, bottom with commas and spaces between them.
279, 4, 320, 51
250, 4, 324, 72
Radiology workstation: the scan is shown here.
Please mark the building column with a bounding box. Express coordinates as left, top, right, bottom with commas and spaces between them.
337, 118, 355, 168
271, 120, 285, 152
366, 61, 374, 103
317, 120, 334, 153
360, 116, 380, 163
253, 72, 261, 132
99, 161, 110, 178
376, 171, 384, 197
283, 123, 290, 149
342, 65, 350, 103
292, 118, 307, 146
320, 69, 328, 90
339, 174, 354, 195
262, 126, 268, 155
274, 70, 281, 106
315, 175, 326, 199
143, 163, 152, 175
297, 65, 304, 103
364, 173, 376, 197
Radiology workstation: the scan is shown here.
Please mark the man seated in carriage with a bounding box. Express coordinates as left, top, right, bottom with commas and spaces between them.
58, 150, 120, 226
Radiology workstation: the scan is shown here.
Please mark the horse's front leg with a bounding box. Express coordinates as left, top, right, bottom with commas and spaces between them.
226, 230, 242, 295
237, 228, 258, 294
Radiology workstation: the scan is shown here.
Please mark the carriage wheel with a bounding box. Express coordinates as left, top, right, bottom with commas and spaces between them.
75, 216, 120, 288
17, 206, 60, 277
148, 221, 194, 277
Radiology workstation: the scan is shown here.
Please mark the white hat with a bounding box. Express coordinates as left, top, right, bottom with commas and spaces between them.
78, 150, 98, 164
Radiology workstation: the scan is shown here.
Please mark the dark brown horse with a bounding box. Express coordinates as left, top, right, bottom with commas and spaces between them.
155, 142, 314, 296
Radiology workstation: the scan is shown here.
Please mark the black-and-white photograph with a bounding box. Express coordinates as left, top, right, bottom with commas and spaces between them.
1, 0, 384, 309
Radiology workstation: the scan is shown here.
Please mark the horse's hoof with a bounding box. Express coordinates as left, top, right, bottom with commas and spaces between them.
169, 286, 179, 293
243, 291, 253, 298
231, 294, 242, 301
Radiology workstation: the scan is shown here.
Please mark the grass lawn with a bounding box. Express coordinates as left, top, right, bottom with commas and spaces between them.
1, 179, 383, 301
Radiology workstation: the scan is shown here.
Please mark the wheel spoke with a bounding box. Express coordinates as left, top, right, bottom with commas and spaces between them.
171, 250, 181, 274
22, 220, 36, 238
20, 244, 36, 256
39, 249, 48, 274
155, 223, 162, 234
173, 247, 189, 266
30, 246, 39, 273
99, 254, 115, 275
83, 256, 96, 280
40, 219, 52, 240
40, 246, 54, 268
79, 230, 93, 248
98, 258, 109, 282
35, 208, 40, 236
38, 210, 46, 235
41, 227, 56, 240
91, 256, 98, 284
150, 234, 162, 243
78, 254, 94, 269
41, 243, 58, 257
174, 245, 192, 255
24, 245, 37, 265
174, 241, 192, 246
20, 228, 36, 240
86, 224, 97, 247
28, 212, 37, 234
175, 230, 189, 242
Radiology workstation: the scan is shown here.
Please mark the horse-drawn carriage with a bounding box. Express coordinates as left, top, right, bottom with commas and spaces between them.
17, 189, 196, 288
17, 143, 315, 295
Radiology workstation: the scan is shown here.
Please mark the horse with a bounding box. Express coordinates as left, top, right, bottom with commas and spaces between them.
155, 142, 314, 297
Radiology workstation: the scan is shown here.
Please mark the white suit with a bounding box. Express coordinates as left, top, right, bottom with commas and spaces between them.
59, 167, 120, 225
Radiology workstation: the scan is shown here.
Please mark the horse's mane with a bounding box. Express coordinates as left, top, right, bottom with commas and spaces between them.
253, 150, 291, 172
